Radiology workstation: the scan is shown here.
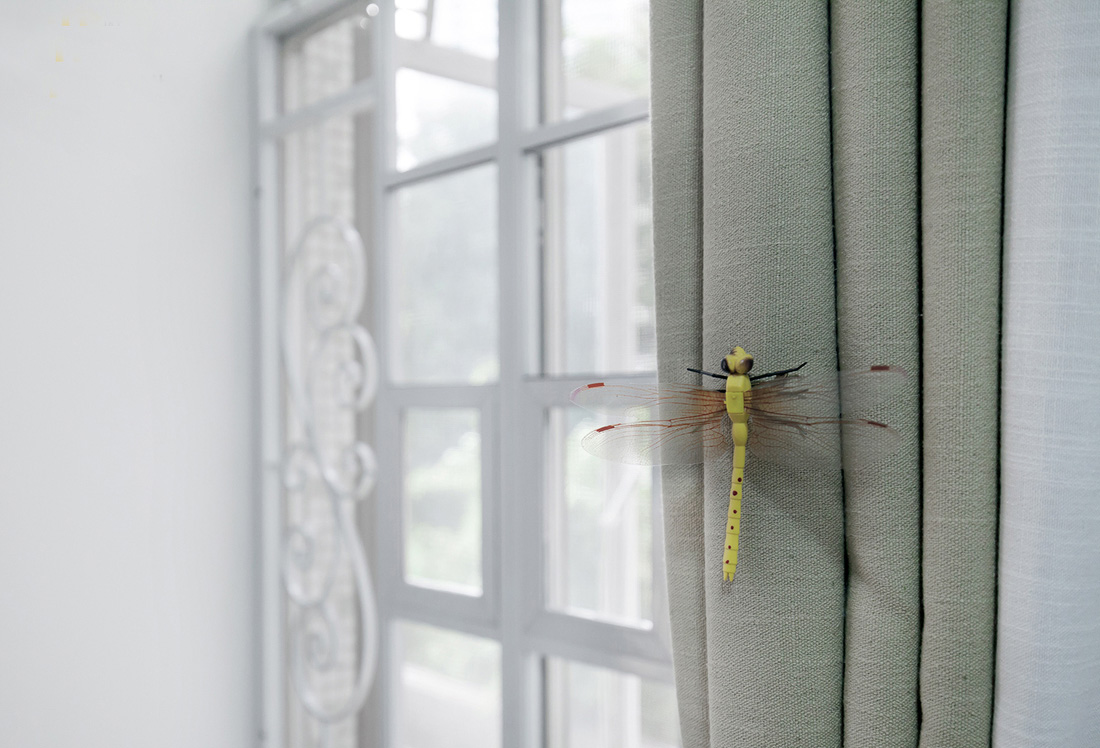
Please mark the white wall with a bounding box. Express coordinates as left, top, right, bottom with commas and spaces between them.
0, 1, 263, 745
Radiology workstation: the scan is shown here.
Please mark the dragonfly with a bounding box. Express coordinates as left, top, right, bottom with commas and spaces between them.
571, 346, 905, 581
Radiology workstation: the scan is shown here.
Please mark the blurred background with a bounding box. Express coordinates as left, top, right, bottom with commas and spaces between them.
0, 1, 674, 747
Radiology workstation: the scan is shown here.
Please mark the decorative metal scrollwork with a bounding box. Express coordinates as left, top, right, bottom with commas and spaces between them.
280, 216, 378, 745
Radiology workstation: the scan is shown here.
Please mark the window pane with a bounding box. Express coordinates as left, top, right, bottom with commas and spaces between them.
395, 0, 497, 170
545, 658, 681, 748
394, 621, 502, 748
546, 407, 654, 625
282, 7, 374, 113
391, 164, 499, 384
539, 123, 655, 376
542, 0, 650, 123
403, 408, 482, 592
396, 0, 498, 58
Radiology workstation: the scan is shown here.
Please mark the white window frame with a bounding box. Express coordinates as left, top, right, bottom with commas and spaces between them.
253, 2, 673, 746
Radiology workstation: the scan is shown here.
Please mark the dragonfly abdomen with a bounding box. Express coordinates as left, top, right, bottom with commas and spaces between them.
724, 372, 751, 581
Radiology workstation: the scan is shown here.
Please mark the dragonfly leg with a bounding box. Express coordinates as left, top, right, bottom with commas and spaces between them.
686, 367, 726, 380
749, 361, 808, 381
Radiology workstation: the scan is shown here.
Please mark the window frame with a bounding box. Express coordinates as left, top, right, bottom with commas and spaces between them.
253, 2, 672, 747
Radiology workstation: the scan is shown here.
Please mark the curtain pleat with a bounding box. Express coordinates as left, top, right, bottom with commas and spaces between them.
703, 3, 842, 747
994, 2, 1100, 746
653, 3, 843, 746
919, 3, 1008, 746
829, 2, 922, 747
650, 3, 709, 746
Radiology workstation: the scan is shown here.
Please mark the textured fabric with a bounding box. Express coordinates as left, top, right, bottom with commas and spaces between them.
649, 3, 708, 746
652, 1, 1012, 745
919, 2, 1008, 746
652, 2, 844, 746
994, 2, 1100, 746
829, 2, 922, 747
701, 3, 843, 745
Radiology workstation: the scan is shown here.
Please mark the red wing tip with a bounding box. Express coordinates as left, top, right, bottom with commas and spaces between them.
868, 364, 909, 377
570, 382, 605, 402
595, 424, 616, 433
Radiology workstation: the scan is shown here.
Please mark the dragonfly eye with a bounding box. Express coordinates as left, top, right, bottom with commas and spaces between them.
725, 346, 755, 375
724, 353, 754, 375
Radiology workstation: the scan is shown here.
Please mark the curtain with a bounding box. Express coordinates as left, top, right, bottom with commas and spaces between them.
994, 2, 1100, 746
650, 1, 1009, 746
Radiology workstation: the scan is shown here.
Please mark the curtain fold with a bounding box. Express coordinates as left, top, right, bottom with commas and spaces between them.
994, 2, 1100, 746
700, 5, 843, 748
829, 2, 922, 748
919, 3, 1008, 746
654, 3, 844, 747
650, 3, 708, 746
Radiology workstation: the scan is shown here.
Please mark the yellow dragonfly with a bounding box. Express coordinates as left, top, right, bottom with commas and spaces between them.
571, 346, 904, 580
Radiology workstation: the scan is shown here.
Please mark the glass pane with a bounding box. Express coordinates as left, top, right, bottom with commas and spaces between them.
391, 164, 499, 384
543, 0, 650, 123
282, 6, 375, 113
394, 621, 502, 748
396, 70, 497, 170
403, 408, 482, 592
540, 122, 655, 376
395, 0, 497, 169
396, 0, 497, 58
546, 407, 654, 625
546, 658, 681, 748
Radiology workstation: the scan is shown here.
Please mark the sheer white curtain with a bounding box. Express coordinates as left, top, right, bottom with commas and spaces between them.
995, 2, 1100, 746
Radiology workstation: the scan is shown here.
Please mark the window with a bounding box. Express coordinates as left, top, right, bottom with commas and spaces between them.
255, 2, 678, 746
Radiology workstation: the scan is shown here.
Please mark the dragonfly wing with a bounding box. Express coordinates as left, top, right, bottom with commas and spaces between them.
580, 411, 731, 466
747, 412, 901, 471
572, 382, 729, 465
835, 365, 909, 415
745, 366, 907, 470
571, 382, 726, 421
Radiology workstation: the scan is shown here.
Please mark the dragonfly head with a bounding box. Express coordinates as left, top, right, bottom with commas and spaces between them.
722, 346, 754, 375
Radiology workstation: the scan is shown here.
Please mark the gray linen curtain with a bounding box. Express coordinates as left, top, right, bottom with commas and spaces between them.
650, 2, 1006, 746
